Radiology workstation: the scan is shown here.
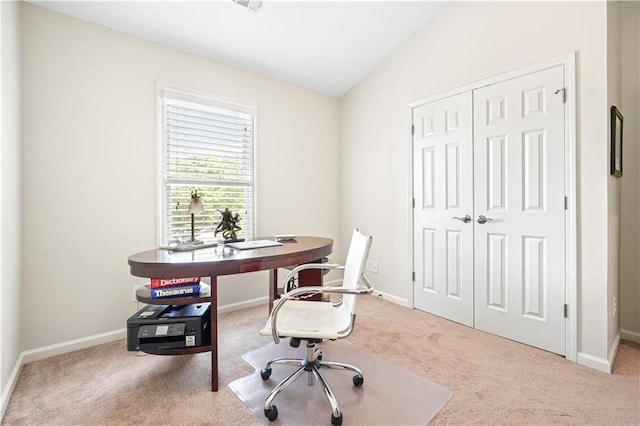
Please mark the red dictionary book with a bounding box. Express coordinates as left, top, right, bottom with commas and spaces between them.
150, 277, 201, 289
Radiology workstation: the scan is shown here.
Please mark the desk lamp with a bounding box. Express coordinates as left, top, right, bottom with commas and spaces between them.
188, 190, 204, 245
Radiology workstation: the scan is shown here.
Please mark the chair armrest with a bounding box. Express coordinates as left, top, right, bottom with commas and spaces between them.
282, 263, 344, 288
269, 274, 374, 343
281, 275, 374, 300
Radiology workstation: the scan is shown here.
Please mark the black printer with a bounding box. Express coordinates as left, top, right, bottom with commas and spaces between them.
127, 303, 211, 351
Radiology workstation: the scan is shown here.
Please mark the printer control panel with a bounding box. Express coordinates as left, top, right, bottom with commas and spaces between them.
137, 323, 185, 338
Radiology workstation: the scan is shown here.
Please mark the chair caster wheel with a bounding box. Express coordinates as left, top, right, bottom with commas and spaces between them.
331, 413, 343, 425
261, 368, 272, 380
353, 375, 364, 386
264, 405, 278, 421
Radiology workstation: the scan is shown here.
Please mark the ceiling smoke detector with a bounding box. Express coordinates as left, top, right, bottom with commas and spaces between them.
232, 0, 263, 12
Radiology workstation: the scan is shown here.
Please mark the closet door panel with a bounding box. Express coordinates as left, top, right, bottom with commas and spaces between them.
473, 66, 566, 356
413, 91, 474, 327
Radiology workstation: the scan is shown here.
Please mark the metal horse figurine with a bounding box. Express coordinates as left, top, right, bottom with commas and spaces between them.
214, 208, 242, 241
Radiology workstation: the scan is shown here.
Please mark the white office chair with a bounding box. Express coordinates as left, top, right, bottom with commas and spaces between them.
259, 229, 374, 425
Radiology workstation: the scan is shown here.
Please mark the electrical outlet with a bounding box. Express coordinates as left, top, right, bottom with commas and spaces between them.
366, 260, 372, 272
371, 261, 379, 274
132, 285, 139, 302
613, 296, 617, 318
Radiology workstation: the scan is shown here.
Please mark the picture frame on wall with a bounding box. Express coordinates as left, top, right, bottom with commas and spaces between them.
611, 106, 623, 178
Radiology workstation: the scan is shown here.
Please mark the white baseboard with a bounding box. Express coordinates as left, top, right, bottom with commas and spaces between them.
621, 328, 640, 344
21, 328, 127, 365
218, 296, 268, 314
323, 279, 408, 306
324, 279, 342, 287
608, 330, 622, 370
1, 352, 24, 421
371, 289, 409, 307
577, 352, 612, 373
576, 330, 621, 374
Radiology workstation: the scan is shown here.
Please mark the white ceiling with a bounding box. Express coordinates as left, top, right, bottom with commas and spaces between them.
29, 1, 445, 97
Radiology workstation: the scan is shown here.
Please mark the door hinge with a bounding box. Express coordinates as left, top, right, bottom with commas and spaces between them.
554, 87, 567, 104
564, 304, 568, 318
564, 196, 568, 210
412, 198, 415, 208
411, 124, 415, 136
412, 271, 416, 282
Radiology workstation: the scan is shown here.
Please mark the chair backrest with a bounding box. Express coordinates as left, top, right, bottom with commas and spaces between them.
342, 229, 373, 315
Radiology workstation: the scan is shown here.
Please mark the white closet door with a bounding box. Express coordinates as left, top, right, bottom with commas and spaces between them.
412, 91, 474, 327
473, 65, 566, 355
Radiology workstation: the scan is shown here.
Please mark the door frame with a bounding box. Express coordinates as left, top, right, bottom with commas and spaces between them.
408, 52, 577, 362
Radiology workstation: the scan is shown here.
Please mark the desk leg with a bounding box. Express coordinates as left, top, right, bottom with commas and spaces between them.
210, 275, 218, 392
268, 268, 278, 312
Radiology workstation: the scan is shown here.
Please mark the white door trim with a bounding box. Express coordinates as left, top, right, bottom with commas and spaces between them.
408, 51, 577, 363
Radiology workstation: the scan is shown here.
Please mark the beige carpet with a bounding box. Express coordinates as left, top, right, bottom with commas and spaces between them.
2, 296, 639, 425
230, 339, 452, 425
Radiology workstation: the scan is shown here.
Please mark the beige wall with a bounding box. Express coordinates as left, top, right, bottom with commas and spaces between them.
607, 0, 622, 355
340, 1, 614, 363
19, 3, 340, 351
620, 1, 640, 341
1, 0, 22, 411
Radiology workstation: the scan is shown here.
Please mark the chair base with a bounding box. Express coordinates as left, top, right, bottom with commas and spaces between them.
260, 341, 364, 425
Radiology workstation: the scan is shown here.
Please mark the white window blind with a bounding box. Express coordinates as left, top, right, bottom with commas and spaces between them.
159, 88, 255, 245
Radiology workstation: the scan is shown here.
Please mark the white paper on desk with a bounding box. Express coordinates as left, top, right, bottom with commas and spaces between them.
226, 240, 283, 250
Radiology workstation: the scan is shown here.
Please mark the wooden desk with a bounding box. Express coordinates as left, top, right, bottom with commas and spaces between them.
127, 236, 333, 391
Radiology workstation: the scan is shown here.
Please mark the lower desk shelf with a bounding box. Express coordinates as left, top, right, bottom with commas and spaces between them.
141, 345, 212, 355
133, 283, 213, 356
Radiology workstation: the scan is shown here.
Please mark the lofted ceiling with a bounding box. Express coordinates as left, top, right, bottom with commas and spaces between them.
29, 1, 446, 97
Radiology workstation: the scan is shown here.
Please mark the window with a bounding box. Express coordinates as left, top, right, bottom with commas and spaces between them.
158, 86, 256, 245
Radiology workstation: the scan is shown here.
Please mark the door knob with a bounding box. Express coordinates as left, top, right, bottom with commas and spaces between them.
477, 215, 494, 224
452, 215, 472, 223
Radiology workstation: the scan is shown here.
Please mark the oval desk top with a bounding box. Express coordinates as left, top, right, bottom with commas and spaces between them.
128, 236, 333, 279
